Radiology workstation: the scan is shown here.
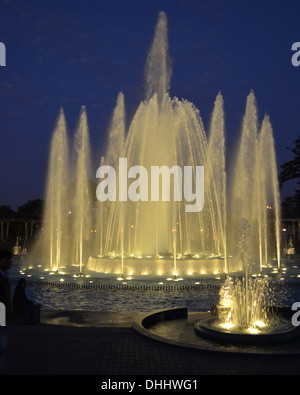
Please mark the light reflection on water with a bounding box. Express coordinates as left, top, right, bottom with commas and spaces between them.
8, 258, 300, 312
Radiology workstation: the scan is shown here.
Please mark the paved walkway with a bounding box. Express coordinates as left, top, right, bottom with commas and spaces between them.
3, 309, 300, 376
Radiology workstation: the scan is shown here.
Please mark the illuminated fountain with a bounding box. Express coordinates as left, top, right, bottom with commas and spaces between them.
34, 11, 281, 283
33, 108, 69, 271
34, 106, 92, 276
194, 219, 298, 345
86, 11, 280, 279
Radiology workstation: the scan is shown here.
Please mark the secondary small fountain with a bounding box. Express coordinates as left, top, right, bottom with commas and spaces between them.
194, 219, 298, 345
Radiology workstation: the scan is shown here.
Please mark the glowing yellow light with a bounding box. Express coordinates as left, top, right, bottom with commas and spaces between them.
254, 320, 265, 328
220, 322, 234, 330
59, 278, 64, 282
248, 327, 259, 334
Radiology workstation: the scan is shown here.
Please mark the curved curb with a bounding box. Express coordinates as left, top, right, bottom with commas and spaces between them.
132, 307, 202, 350
195, 317, 300, 346
132, 307, 300, 355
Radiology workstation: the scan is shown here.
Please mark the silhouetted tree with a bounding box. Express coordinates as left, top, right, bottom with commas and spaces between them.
279, 136, 300, 188
279, 136, 300, 218
17, 199, 44, 219
0, 205, 16, 219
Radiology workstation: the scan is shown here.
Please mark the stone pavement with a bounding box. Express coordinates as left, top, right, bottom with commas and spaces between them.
2, 309, 300, 376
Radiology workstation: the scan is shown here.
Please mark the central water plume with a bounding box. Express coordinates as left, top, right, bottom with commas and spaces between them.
145, 10, 172, 103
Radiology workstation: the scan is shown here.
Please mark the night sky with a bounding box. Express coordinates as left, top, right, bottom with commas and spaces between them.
1, 0, 300, 210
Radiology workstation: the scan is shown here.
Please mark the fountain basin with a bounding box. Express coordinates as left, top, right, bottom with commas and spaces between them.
87, 256, 243, 277
194, 316, 300, 345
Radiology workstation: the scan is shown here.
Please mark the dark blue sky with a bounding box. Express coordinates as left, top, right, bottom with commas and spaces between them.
1, 0, 300, 209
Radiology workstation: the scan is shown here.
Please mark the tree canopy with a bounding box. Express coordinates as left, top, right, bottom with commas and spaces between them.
279, 136, 300, 188
279, 136, 300, 218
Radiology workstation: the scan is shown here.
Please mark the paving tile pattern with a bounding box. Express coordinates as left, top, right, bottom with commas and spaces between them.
3, 323, 300, 375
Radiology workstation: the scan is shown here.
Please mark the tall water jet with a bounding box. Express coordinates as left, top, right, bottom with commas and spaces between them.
72, 106, 92, 275
96, 92, 126, 258
34, 108, 69, 269
145, 11, 172, 104
258, 114, 281, 270
229, 91, 258, 267
206, 92, 227, 271
230, 91, 281, 272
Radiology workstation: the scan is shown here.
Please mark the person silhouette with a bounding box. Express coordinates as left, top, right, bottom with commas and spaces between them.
13, 278, 37, 324
0, 249, 13, 321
